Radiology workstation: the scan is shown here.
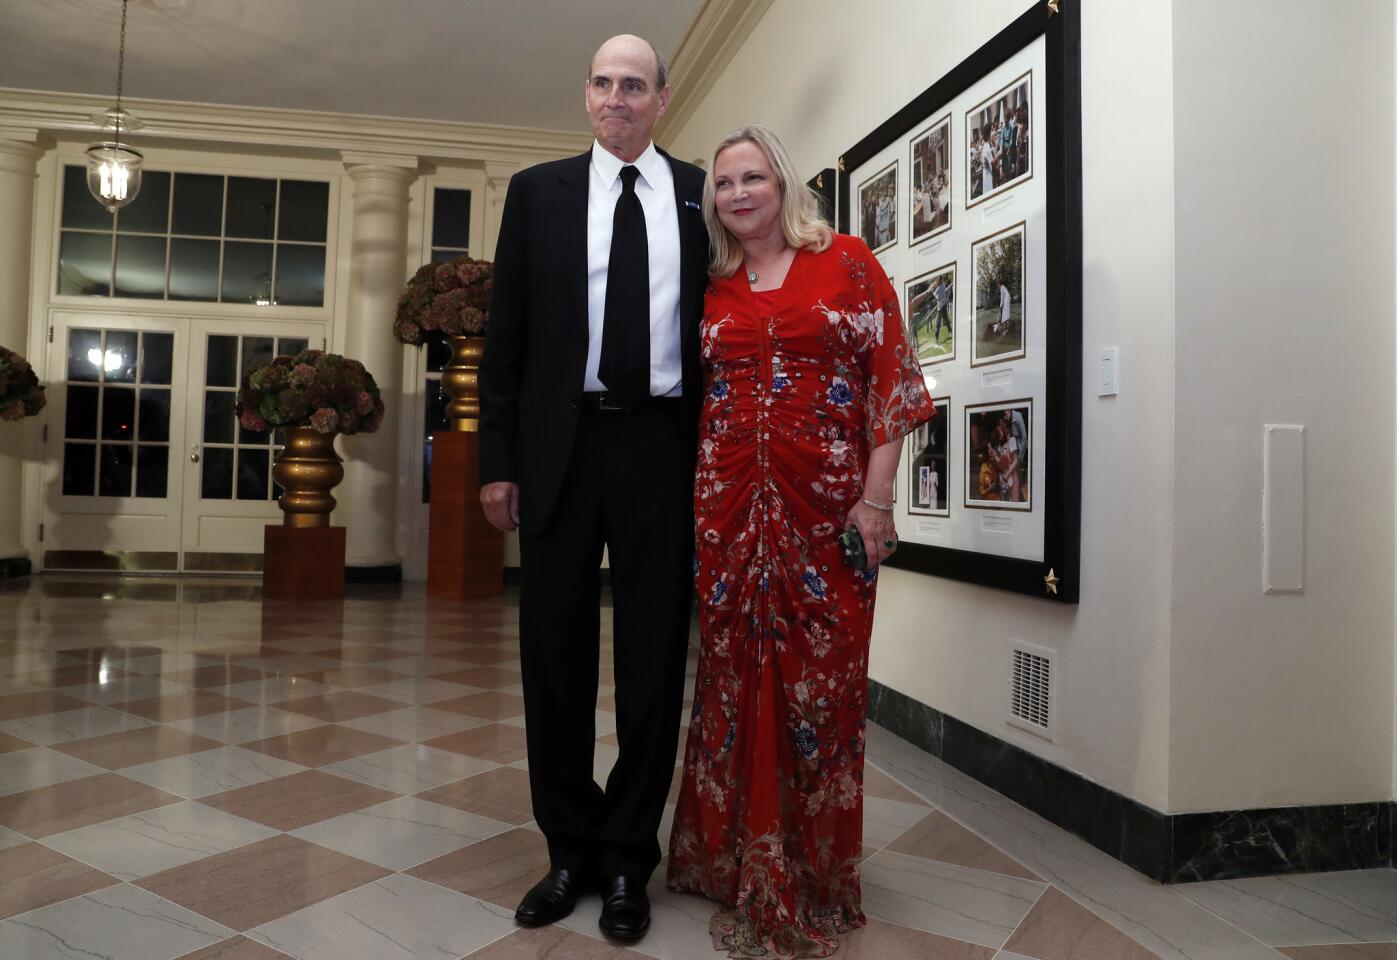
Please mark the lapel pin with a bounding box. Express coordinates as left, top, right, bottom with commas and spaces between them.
685, 200, 701, 210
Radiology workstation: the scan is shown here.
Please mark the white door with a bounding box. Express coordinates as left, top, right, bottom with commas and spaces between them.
43, 312, 188, 571
42, 312, 325, 572
179, 319, 323, 571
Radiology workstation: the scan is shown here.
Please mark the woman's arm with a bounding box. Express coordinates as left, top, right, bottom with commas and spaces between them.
845, 438, 903, 567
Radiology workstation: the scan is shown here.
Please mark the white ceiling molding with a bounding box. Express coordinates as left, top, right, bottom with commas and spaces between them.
0, 87, 593, 167
657, 0, 775, 146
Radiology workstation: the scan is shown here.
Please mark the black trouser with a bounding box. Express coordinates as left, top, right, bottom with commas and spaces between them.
517, 398, 693, 881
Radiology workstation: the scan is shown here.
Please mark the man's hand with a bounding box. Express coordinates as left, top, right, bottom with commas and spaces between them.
480, 482, 520, 532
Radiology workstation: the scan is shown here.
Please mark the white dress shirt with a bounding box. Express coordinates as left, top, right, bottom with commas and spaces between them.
585, 140, 683, 397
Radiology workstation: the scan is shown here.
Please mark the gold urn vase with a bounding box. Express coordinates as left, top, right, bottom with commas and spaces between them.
273, 427, 344, 527
440, 335, 485, 431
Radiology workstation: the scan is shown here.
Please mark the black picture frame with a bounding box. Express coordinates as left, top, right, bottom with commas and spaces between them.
838, 0, 1081, 603
807, 168, 836, 226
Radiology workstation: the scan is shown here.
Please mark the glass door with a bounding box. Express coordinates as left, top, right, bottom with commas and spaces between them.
179, 319, 324, 571
42, 313, 187, 571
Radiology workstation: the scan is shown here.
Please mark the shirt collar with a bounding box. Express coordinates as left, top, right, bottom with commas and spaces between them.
591, 139, 664, 191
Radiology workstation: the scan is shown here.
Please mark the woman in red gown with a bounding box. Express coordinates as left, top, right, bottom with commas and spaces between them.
667, 126, 934, 958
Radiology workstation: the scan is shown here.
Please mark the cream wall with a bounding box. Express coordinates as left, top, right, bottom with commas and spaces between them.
1168, 0, 1396, 811
666, 0, 1178, 811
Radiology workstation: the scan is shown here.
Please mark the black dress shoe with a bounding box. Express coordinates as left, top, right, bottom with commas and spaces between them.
515, 868, 587, 926
598, 875, 650, 940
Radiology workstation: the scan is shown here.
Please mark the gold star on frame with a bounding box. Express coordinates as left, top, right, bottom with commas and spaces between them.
1043, 568, 1061, 595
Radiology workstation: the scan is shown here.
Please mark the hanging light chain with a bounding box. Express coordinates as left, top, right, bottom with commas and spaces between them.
114, 0, 130, 142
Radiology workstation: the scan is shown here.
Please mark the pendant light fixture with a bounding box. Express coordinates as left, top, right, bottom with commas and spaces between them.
86, 0, 143, 213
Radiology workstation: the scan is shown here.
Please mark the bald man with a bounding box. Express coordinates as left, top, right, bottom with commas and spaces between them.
478, 35, 708, 941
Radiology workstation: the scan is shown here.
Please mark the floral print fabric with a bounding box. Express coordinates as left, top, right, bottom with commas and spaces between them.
667, 234, 934, 957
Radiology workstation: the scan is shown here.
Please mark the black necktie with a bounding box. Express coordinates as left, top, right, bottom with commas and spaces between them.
598, 165, 649, 407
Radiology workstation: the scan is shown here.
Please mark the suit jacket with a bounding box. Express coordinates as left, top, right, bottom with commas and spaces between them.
478, 146, 709, 536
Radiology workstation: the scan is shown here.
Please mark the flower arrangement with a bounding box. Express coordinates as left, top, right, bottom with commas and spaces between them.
0, 346, 46, 421
393, 255, 493, 345
236, 349, 384, 436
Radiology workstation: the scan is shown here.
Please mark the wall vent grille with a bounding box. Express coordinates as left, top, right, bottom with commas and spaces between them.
1008, 641, 1054, 740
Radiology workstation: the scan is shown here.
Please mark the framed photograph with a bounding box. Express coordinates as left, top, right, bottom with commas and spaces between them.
837, 1, 1080, 603
857, 160, 898, 254
908, 397, 950, 516
966, 70, 1032, 208
909, 115, 952, 244
906, 263, 956, 365
965, 399, 1032, 511
970, 222, 1026, 366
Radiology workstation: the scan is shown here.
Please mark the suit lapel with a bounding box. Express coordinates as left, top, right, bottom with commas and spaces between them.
660, 149, 703, 345
558, 150, 592, 343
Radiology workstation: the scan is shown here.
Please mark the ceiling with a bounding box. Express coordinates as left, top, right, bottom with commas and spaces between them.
0, 0, 705, 132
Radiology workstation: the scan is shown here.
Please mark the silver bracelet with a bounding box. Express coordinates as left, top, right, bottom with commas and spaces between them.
861, 495, 894, 511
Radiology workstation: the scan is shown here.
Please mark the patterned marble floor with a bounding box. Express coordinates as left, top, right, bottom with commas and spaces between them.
0, 576, 1391, 960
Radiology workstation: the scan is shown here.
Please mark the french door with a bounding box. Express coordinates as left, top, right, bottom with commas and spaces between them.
43, 311, 325, 572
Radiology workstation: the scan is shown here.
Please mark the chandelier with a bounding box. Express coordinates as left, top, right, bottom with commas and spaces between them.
86, 0, 143, 213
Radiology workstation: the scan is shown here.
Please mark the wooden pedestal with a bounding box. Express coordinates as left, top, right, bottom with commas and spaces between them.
262, 525, 346, 602
428, 430, 504, 599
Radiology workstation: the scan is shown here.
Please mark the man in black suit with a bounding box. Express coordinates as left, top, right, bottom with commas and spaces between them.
477, 33, 707, 942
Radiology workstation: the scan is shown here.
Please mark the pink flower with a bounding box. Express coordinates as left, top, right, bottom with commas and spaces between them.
289, 363, 316, 387
0, 400, 23, 421
239, 410, 269, 433
309, 407, 339, 434
355, 390, 373, 415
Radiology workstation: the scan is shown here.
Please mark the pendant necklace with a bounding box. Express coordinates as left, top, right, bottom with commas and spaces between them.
747, 268, 759, 283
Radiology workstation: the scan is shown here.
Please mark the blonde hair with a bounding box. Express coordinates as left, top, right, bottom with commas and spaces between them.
704, 124, 832, 279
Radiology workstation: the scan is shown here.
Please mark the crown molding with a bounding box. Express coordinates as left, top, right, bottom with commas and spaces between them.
656, 0, 775, 144
0, 87, 592, 166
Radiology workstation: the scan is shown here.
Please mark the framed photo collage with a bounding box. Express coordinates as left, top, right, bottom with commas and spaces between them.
838, 1, 1082, 602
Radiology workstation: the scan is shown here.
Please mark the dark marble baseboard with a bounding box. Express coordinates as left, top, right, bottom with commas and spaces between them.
0, 557, 32, 581
344, 564, 402, 584
866, 679, 1395, 883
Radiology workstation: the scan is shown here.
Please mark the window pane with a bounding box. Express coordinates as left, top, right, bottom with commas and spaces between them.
138, 389, 170, 442
206, 336, 238, 387
172, 173, 224, 236
116, 170, 170, 234
277, 337, 309, 357
225, 177, 276, 239
422, 376, 449, 502
236, 448, 269, 500
114, 235, 167, 299
278, 180, 329, 242
102, 386, 135, 440
425, 332, 451, 373
104, 331, 138, 383
65, 385, 99, 439
242, 337, 275, 378
67, 329, 103, 382
169, 238, 219, 302
432, 188, 471, 249
239, 417, 270, 445
99, 444, 133, 497
63, 443, 96, 496
141, 333, 174, 385
58, 232, 112, 296
430, 248, 460, 264
274, 244, 325, 307
203, 390, 236, 444
221, 242, 274, 303
201, 447, 233, 499
61, 165, 115, 231
136, 445, 168, 498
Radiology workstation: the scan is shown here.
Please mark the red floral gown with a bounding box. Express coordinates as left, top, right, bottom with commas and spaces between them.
667, 234, 934, 957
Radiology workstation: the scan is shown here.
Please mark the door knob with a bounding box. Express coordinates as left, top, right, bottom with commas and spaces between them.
190, 453, 200, 462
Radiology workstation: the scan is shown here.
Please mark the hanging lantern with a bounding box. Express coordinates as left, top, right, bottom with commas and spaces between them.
87, 0, 143, 213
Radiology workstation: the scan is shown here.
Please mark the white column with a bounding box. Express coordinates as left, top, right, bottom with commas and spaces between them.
338, 155, 417, 571
0, 134, 44, 574
482, 161, 518, 259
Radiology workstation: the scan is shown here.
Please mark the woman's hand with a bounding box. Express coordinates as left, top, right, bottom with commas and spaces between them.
845, 498, 897, 568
